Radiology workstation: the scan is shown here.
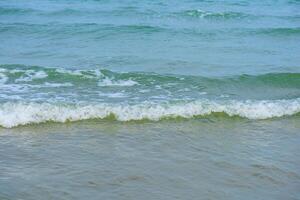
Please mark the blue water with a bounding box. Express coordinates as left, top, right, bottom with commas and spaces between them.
0, 1, 300, 199
1, 0, 300, 76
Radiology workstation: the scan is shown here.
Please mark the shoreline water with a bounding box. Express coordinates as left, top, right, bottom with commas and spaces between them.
1, 118, 300, 200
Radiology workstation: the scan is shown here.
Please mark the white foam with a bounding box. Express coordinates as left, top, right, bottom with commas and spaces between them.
0, 94, 22, 100
15, 70, 48, 82
55, 68, 83, 76
55, 68, 103, 78
43, 82, 73, 87
0, 83, 29, 93
0, 82, 72, 93
98, 77, 137, 87
186, 9, 210, 18
0, 73, 8, 84
98, 92, 127, 98
0, 99, 300, 128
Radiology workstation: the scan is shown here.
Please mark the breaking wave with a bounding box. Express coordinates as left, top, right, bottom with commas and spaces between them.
1, 65, 300, 87
1, 99, 300, 128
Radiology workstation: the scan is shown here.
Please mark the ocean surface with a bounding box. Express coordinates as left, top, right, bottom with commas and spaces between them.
0, 0, 300, 199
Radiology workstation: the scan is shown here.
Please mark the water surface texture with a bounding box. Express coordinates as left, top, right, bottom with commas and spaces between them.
0, 0, 300, 199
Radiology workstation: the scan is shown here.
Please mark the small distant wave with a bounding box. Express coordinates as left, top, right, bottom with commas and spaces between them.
179, 9, 251, 20
2, 22, 299, 39
254, 27, 300, 36
43, 8, 84, 16
0, 22, 164, 36
288, 0, 300, 5
0, 99, 300, 128
0, 7, 35, 15
42, 7, 158, 18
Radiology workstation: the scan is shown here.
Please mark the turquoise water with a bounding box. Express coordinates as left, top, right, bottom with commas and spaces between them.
0, 0, 300, 199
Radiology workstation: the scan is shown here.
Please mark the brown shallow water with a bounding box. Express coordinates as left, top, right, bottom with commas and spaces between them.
0, 117, 300, 200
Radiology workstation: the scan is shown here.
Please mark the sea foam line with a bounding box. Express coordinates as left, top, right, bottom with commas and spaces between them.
0, 99, 300, 128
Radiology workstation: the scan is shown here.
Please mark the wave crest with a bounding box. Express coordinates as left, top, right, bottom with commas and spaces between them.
1, 99, 300, 128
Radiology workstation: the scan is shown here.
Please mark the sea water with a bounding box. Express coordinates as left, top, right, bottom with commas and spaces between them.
0, 0, 300, 199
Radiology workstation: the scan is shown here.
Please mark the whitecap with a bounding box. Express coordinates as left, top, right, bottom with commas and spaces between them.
0, 98, 300, 128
